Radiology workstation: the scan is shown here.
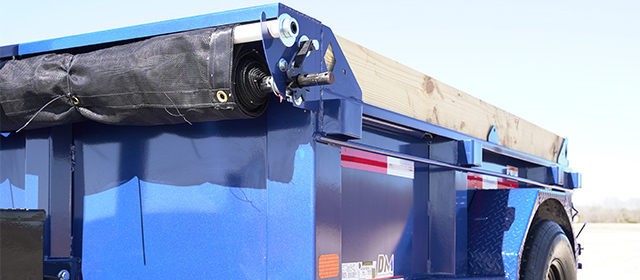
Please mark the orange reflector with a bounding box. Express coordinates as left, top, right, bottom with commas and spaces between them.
318, 254, 340, 279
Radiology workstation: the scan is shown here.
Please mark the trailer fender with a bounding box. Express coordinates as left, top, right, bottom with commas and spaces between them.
502, 188, 573, 280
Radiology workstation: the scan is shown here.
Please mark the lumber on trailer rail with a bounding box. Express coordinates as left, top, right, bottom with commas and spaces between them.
336, 35, 564, 163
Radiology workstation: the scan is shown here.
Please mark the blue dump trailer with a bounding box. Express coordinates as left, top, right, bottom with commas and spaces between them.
0, 3, 582, 280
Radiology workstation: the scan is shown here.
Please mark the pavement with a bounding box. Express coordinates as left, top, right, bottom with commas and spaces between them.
573, 223, 640, 279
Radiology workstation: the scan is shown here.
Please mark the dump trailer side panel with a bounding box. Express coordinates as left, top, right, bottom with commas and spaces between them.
72, 99, 320, 279
0, 3, 581, 280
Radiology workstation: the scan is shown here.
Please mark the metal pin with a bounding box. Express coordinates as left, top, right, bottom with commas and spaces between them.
295, 72, 335, 87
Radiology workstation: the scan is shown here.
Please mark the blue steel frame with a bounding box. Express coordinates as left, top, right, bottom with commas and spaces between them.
0, 3, 581, 280
0, 4, 280, 58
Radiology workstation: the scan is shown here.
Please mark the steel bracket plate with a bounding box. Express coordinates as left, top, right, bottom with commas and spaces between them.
322, 98, 362, 139
487, 125, 499, 144
260, 6, 322, 101
557, 138, 569, 165
458, 139, 482, 167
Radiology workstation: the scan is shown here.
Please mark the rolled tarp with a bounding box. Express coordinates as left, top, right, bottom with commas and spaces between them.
0, 25, 270, 132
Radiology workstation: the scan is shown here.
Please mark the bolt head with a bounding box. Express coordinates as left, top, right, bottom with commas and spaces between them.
294, 94, 303, 106
278, 58, 288, 72
58, 270, 70, 280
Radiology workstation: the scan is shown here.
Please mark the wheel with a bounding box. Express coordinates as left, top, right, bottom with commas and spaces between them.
520, 220, 577, 280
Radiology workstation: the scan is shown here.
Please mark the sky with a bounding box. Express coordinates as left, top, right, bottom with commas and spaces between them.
1, 0, 639, 207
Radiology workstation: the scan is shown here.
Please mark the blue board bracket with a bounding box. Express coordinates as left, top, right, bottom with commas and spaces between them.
487, 125, 499, 144
458, 139, 482, 167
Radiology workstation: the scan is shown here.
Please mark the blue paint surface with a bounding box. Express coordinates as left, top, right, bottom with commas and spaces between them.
82, 178, 145, 277
502, 188, 539, 280
82, 177, 267, 279
466, 189, 509, 276
81, 143, 315, 279
266, 144, 316, 280
0, 176, 38, 209
12, 4, 280, 57
0, 179, 24, 208
25, 174, 39, 209
340, 128, 422, 277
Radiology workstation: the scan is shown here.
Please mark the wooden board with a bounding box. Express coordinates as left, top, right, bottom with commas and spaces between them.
335, 35, 564, 162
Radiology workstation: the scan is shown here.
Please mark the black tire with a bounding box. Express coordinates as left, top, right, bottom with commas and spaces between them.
520, 220, 577, 280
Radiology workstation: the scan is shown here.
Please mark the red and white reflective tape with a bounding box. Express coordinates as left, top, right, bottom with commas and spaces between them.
341, 147, 414, 179
467, 172, 518, 190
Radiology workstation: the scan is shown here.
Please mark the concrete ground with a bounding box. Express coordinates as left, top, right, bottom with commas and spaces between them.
573, 223, 640, 279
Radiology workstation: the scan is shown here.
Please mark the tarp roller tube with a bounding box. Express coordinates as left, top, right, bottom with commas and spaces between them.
233, 14, 299, 47
0, 25, 272, 132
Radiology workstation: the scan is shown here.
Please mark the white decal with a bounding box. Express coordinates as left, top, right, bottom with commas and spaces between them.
482, 175, 498, 189
376, 254, 394, 278
342, 254, 394, 280
387, 157, 414, 179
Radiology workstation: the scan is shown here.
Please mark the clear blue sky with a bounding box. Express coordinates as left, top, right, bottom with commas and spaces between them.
1, 0, 639, 207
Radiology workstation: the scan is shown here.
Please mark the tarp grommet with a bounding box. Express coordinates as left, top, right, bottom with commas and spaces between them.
216, 91, 228, 103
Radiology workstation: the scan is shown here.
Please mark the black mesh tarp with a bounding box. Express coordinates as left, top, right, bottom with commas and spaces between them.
0, 25, 270, 132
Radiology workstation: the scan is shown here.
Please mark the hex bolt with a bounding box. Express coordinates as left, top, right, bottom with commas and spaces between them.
278, 58, 288, 72
58, 270, 70, 280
